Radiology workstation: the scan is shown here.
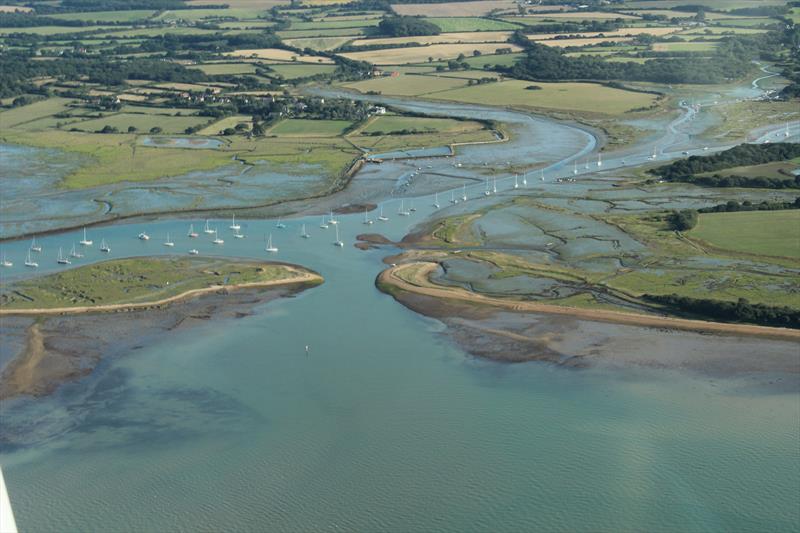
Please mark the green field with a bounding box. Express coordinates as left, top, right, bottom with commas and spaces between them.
427, 17, 522, 32
690, 210, 800, 259
197, 115, 252, 135
426, 52, 524, 68
50, 10, 156, 22
190, 62, 259, 75
283, 36, 354, 50
71, 113, 208, 134
652, 41, 719, 52
289, 18, 379, 30
277, 27, 366, 38
267, 63, 338, 79
0, 257, 308, 310
361, 115, 485, 134
344, 73, 468, 96
268, 119, 353, 136
424, 80, 658, 115
0, 97, 74, 128
0, 25, 116, 35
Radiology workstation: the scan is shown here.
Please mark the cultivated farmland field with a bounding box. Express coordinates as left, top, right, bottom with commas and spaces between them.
690, 211, 800, 259
340, 43, 522, 65
652, 42, 719, 52
226, 48, 334, 63
351, 31, 513, 47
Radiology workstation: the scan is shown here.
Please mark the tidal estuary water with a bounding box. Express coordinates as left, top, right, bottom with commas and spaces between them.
0, 211, 798, 532
1, 90, 799, 531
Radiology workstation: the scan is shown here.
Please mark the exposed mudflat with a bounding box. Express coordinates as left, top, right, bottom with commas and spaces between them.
0, 284, 311, 401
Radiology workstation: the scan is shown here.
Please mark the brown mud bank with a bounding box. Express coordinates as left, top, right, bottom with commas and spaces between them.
377, 263, 800, 385
0, 282, 317, 401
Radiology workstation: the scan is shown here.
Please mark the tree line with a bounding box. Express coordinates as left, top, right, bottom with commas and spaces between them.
643, 294, 800, 329
649, 143, 800, 189
507, 31, 773, 85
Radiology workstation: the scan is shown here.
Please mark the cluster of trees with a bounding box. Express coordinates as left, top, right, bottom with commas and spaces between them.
32, 0, 199, 14
376, 16, 441, 37
0, 51, 209, 97
508, 32, 767, 84
650, 143, 800, 189
698, 197, 800, 213
644, 294, 800, 329
667, 209, 698, 231
467, 77, 497, 86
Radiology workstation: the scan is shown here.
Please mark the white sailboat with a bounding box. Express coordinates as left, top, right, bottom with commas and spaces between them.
212, 230, 224, 245
573, 161, 578, 175
57, 247, 71, 265
378, 205, 389, 221
70, 243, 83, 258
265, 233, 278, 253
24, 250, 38, 268
397, 199, 410, 216
204, 219, 215, 234
79, 227, 93, 246
363, 207, 373, 225
597, 153, 602, 167
229, 215, 240, 231
461, 184, 467, 202
1, 253, 11, 267
100, 239, 111, 253
540, 169, 545, 181
650, 146, 657, 160
188, 249, 199, 255
276, 219, 286, 229
30, 237, 41, 253
409, 200, 416, 212
234, 228, 245, 239
328, 210, 338, 225
784, 122, 790, 137
301, 224, 311, 239
138, 231, 150, 241
584, 159, 589, 170
450, 190, 457, 204
188, 224, 198, 238
514, 175, 519, 189
484, 178, 491, 196
493, 178, 497, 194
433, 192, 440, 208
163, 233, 175, 247
333, 225, 343, 247
320, 215, 329, 229
522, 172, 527, 187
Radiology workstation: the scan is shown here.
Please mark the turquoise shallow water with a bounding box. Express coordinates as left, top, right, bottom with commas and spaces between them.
0, 207, 798, 532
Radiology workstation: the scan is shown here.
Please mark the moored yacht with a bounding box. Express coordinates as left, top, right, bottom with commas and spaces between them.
24, 250, 38, 268
204, 219, 215, 234
320, 215, 329, 229
163, 233, 175, 247
188, 224, 198, 238
212, 230, 224, 245
100, 239, 111, 253
230, 215, 240, 231
70, 243, 83, 258
1, 253, 12, 268
333, 225, 343, 247
363, 207, 373, 225
138, 231, 150, 241
378, 205, 389, 221
265, 233, 278, 253
30, 237, 42, 253
57, 247, 71, 265
301, 224, 311, 239
79, 227, 93, 246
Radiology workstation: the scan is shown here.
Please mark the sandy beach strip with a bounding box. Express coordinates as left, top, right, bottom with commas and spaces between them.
379, 262, 800, 342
